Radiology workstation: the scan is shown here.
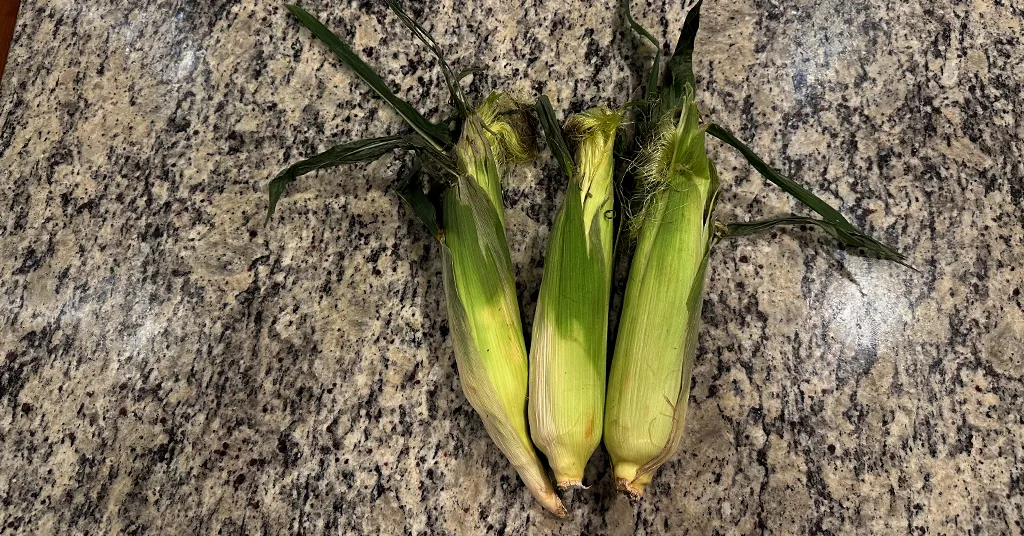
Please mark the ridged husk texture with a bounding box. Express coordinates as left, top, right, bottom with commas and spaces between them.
603, 93, 719, 498
528, 107, 622, 487
441, 93, 565, 516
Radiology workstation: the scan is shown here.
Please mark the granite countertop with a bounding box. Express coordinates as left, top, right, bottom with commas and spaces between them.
1, 0, 1022, 534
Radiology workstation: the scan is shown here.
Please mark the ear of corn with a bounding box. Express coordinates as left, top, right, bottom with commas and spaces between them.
608, 0, 904, 499
271, 5, 565, 516
528, 100, 622, 487
604, 90, 719, 498
441, 96, 566, 516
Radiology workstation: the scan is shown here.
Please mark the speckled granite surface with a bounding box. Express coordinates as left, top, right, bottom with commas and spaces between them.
1, 0, 1022, 534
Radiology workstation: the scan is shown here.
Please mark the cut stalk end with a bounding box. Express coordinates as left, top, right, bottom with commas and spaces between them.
556, 479, 585, 491
615, 478, 647, 501
546, 456, 588, 492
612, 461, 654, 500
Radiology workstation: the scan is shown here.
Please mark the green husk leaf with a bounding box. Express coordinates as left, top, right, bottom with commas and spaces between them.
655, 0, 702, 118
456, 66, 487, 83
718, 215, 914, 268
632, 244, 710, 483
529, 177, 608, 486
383, 0, 469, 117
535, 96, 575, 176
285, 4, 451, 149
623, 0, 662, 105
604, 91, 717, 495
440, 169, 566, 516
395, 159, 442, 240
706, 123, 905, 263
266, 135, 423, 224
665, 0, 703, 101
721, 215, 855, 239
529, 106, 619, 486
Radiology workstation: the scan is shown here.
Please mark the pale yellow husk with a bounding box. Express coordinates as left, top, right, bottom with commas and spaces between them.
529, 106, 622, 487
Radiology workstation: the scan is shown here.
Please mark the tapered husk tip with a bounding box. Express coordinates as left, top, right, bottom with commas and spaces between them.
535, 491, 567, 518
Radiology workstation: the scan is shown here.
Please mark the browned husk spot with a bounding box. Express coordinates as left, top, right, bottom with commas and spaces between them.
615, 478, 645, 502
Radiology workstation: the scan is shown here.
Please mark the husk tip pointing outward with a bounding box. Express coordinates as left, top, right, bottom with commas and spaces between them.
536, 490, 568, 518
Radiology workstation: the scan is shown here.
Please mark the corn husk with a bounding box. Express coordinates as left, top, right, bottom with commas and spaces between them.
528, 102, 622, 487
603, 92, 718, 497
607, 0, 905, 499
441, 95, 566, 516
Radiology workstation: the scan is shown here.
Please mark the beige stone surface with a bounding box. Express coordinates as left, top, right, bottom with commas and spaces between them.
0, 0, 1021, 533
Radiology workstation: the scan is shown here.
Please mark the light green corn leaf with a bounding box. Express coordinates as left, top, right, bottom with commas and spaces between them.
442, 177, 520, 422
438, 230, 518, 421
285, 4, 452, 149
705, 123, 906, 263
548, 167, 615, 335
535, 180, 605, 346
564, 106, 622, 244
266, 135, 425, 224
455, 116, 505, 225
445, 169, 518, 313
545, 181, 612, 322
537, 110, 618, 341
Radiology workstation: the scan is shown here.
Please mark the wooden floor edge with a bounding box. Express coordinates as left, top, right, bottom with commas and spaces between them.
0, 0, 22, 81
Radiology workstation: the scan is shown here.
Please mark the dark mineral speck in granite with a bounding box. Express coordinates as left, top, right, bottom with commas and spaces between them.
1, 0, 1023, 534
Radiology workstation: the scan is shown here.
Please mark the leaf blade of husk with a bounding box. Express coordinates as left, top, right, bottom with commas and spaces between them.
623, 0, 662, 105
534, 96, 575, 177
382, 0, 469, 117
285, 4, 451, 149
665, 0, 703, 100
706, 123, 905, 263
440, 173, 566, 516
395, 160, 442, 240
266, 135, 421, 224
